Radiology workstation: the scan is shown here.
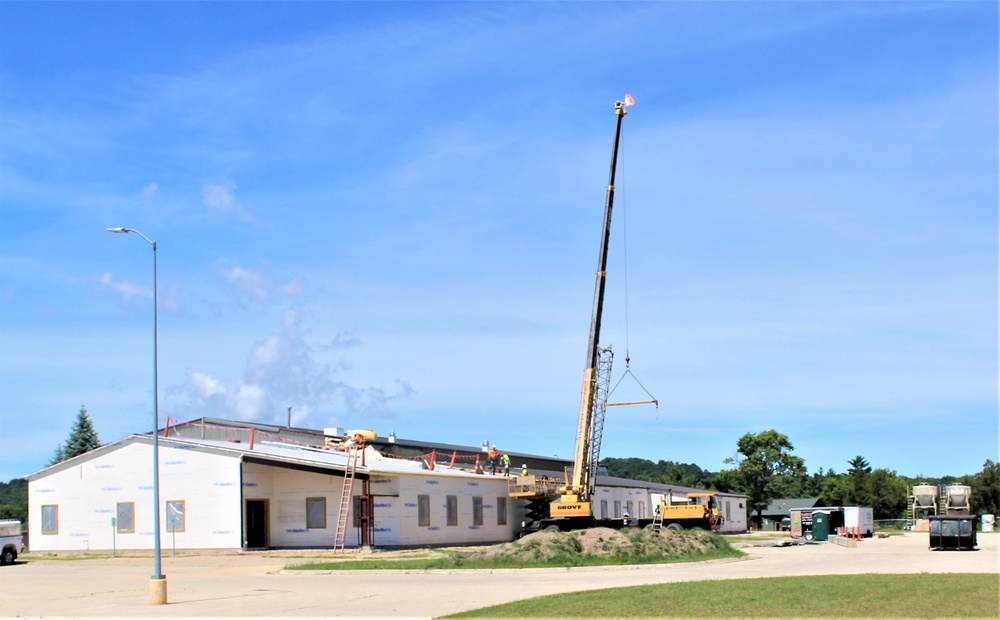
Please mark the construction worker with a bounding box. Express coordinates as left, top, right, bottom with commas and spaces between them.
487, 445, 500, 475
521, 463, 529, 477
501, 453, 511, 476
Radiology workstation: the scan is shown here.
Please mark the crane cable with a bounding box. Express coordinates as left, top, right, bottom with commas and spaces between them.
611, 132, 658, 410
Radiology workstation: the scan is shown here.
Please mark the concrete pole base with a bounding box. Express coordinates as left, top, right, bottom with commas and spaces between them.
150, 576, 168, 605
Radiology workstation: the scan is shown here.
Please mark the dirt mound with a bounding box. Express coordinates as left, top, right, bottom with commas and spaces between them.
461, 527, 721, 564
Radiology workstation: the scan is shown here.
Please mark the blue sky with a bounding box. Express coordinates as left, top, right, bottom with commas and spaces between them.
1, 2, 996, 483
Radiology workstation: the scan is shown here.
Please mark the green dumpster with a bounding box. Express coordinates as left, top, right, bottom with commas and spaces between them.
812, 512, 831, 541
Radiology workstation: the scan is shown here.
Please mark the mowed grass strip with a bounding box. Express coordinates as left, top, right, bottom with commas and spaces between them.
442, 573, 999, 619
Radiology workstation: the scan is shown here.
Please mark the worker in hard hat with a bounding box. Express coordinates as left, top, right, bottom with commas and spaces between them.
501, 453, 511, 476
486, 445, 500, 475
521, 464, 529, 477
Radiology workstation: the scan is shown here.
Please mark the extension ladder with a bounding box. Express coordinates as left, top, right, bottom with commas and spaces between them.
333, 446, 360, 552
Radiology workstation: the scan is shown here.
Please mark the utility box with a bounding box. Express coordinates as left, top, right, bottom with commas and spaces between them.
928, 515, 978, 550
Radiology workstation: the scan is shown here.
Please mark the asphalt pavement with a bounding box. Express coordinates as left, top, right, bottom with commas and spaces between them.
1, 532, 996, 619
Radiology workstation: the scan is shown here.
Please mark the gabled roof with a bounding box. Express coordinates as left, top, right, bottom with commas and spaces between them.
761, 497, 824, 516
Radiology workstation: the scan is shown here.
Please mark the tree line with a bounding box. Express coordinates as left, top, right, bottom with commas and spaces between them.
603, 429, 999, 525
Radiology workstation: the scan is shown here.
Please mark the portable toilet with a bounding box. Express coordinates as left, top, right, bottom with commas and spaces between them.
812, 512, 831, 541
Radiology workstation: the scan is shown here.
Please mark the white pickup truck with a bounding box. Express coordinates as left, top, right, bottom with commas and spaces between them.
0, 519, 24, 565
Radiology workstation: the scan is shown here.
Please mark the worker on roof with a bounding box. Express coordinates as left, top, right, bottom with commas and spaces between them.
486, 445, 500, 475
501, 453, 511, 476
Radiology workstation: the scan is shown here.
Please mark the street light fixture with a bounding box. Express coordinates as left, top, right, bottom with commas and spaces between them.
106, 226, 167, 605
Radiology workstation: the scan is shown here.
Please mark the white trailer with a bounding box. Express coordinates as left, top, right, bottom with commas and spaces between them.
843, 507, 873, 537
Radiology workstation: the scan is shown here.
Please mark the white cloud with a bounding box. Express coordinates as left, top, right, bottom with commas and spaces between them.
221, 264, 301, 304
188, 371, 224, 398
139, 182, 158, 201
223, 265, 268, 301
233, 383, 267, 419
201, 178, 257, 222
203, 178, 238, 212
96, 272, 150, 302
174, 311, 413, 428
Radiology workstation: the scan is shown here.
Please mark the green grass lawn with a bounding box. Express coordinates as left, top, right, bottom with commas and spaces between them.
441, 573, 999, 619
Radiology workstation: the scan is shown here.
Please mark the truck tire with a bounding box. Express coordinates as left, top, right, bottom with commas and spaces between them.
666, 523, 683, 533
0, 547, 14, 565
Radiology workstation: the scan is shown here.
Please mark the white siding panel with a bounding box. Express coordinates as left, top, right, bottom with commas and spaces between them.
29, 441, 242, 552
394, 473, 515, 547
592, 485, 654, 522
266, 467, 343, 548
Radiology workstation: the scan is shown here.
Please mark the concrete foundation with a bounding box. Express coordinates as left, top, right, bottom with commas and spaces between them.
150, 577, 168, 605
829, 535, 857, 548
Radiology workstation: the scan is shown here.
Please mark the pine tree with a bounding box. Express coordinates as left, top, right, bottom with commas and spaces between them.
59, 406, 102, 461
47, 444, 65, 466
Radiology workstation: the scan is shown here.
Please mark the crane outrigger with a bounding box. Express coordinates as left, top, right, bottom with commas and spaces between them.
509, 96, 656, 533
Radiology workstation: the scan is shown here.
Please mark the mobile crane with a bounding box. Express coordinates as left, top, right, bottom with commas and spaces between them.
509, 96, 656, 532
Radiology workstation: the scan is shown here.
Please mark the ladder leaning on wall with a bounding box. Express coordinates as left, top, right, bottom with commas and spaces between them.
333, 446, 360, 552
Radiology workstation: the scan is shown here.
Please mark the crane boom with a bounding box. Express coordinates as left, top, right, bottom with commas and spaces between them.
552, 99, 629, 521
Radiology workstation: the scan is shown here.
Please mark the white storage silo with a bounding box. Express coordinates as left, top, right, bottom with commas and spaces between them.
912, 484, 938, 512
945, 484, 971, 514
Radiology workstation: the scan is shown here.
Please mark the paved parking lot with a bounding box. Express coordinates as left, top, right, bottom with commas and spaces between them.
1, 533, 996, 619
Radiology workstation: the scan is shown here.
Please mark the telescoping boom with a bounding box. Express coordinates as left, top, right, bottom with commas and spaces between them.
552, 97, 631, 524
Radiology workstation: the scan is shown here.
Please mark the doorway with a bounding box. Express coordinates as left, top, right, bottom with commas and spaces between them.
245, 499, 269, 549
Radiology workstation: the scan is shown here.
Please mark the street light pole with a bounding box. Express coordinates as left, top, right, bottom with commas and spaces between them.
106, 226, 167, 605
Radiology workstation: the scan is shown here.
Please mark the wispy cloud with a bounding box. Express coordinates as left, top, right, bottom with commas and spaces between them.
97, 272, 150, 302
139, 182, 158, 201
220, 263, 301, 304
202, 178, 257, 223
174, 310, 413, 428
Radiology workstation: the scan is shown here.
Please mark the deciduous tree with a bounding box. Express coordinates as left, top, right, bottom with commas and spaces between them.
722, 429, 806, 527
965, 459, 999, 517
869, 468, 908, 520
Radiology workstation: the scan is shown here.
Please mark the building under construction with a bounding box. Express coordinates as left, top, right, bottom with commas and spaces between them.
26, 417, 746, 553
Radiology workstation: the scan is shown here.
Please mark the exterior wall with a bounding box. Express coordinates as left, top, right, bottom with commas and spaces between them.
242, 462, 345, 548
392, 472, 517, 547
242, 464, 517, 549
369, 474, 401, 546
29, 441, 242, 552
592, 485, 654, 521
